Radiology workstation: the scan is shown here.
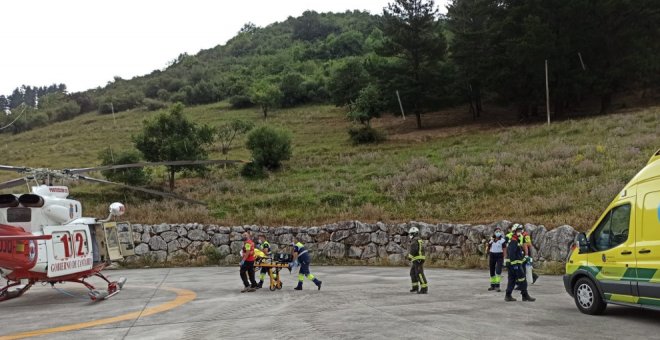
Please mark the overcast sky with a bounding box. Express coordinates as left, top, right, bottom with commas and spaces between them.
0, 0, 449, 96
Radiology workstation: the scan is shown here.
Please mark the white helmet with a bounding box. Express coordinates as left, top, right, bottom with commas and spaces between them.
408, 226, 419, 239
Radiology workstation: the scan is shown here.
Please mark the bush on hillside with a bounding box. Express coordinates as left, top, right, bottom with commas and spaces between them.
52, 101, 82, 122
143, 98, 168, 111
245, 126, 292, 170
240, 162, 267, 179
229, 95, 254, 109
348, 126, 385, 145
98, 148, 151, 186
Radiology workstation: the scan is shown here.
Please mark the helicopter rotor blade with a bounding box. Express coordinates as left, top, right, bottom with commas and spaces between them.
0, 177, 28, 190
0, 165, 29, 173
65, 159, 247, 174
76, 175, 207, 205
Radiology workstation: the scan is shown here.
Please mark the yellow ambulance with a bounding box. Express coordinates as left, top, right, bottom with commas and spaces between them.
564, 149, 660, 314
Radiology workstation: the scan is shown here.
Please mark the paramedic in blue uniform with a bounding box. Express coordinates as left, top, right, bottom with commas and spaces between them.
291, 236, 322, 290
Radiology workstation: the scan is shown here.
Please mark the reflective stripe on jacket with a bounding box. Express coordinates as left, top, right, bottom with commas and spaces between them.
408, 238, 426, 261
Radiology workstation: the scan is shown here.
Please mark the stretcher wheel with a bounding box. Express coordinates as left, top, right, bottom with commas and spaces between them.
269, 284, 276, 291
276, 282, 283, 290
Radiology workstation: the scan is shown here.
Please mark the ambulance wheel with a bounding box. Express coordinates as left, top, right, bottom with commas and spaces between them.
276, 282, 283, 290
573, 277, 606, 315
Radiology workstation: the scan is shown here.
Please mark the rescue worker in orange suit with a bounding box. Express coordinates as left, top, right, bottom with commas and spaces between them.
291, 236, 322, 290
408, 226, 428, 294
504, 228, 535, 302
487, 227, 506, 292
239, 231, 258, 293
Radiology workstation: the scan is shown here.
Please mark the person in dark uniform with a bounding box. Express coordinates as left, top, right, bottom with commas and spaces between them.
291, 236, 322, 290
504, 228, 535, 302
408, 226, 428, 294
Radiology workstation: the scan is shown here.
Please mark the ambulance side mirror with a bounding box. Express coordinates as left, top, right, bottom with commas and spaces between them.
576, 233, 589, 253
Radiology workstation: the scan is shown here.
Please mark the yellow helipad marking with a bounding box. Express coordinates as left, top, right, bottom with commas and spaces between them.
0, 286, 196, 340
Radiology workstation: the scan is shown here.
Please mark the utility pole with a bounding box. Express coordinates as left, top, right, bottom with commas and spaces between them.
111, 102, 116, 125
545, 60, 550, 125
396, 90, 406, 120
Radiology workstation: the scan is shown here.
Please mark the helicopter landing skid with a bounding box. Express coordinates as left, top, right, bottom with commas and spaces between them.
63, 273, 127, 302
0, 281, 33, 302
87, 273, 127, 302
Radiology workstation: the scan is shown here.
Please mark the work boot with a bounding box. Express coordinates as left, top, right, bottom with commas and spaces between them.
256, 281, 263, 289
532, 273, 539, 284
247, 287, 256, 292
294, 282, 303, 291
522, 293, 536, 302
488, 286, 495, 291
496, 288, 501, 293
505, 295, 517, 302
241, 287, 250, 293
410, 287, 418, 293
314, 279, 322, 290
418, 287, 428, 294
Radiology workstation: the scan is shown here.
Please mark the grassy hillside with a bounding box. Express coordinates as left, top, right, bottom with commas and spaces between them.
1, 104, 658, 230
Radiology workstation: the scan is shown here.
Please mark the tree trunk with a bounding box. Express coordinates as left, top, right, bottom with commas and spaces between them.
518, 103, 529, 120
468, 99, 476, 120
262, 105, 268, 118
600, 93, 612, 114
169, 170, 175, 191
415, 112, 422, 129
475, 85, 482, 117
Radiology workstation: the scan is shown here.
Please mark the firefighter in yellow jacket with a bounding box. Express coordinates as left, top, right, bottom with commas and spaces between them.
408, 227, 428, 294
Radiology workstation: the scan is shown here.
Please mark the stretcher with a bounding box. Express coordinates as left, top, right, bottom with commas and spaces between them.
256, 253, 294, 291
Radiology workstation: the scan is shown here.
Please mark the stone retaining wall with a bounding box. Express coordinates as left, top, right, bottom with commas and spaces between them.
119, 220, 577, 265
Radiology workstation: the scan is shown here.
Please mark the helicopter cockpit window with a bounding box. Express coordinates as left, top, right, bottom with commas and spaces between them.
7, 207, 31, 222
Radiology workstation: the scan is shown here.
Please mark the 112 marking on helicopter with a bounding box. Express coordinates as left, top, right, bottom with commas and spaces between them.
0, 185, 131, 302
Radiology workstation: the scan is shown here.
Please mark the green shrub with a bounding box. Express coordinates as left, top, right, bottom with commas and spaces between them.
52, 101, 81, 122
240, 162, 267, 179
348, 126, 385, 145
245, 126, 292, 170
229, 95, 254, 109
143, 98, 168, 111
98, 149, 151, 186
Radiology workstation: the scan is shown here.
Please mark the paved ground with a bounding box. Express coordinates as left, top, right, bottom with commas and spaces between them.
1, 266, 660, 340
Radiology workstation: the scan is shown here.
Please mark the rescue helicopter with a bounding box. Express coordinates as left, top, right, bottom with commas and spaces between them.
0, 159, 243, 302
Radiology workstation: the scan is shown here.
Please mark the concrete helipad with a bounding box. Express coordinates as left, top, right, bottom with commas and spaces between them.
1, 266, 659, 339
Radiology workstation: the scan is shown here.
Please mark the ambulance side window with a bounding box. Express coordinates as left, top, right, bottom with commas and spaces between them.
591, 204, 631, 251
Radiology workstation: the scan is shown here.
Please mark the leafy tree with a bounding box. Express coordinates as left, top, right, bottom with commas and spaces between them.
52, 101, 82, 122
379, 0, 447, 129
98, 148, 150, 186
216, 119, 255, 156
133, 103, 214, 190
292, 11, 340, 41
249, 80, 282, 118
245, 126, 292, 170
279, 73, 306, 107
327, 58, 370, 107
446, 0, 494, 118
325, 31, 365, 58
348, 84, 385, 126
